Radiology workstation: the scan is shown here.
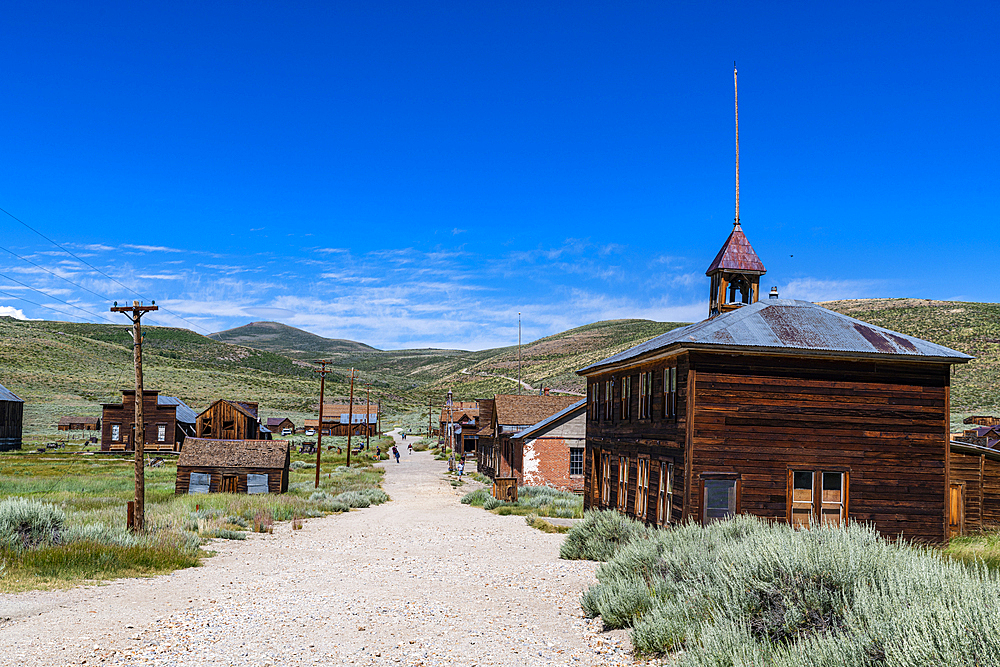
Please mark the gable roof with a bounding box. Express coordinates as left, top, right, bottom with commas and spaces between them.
512, 399, 586, 440
0, 383, 24, 403
178, 438, 289, 469
579, 299, 972, 375
266, 417, 293, 427
440, 407, 479, 424
493, 394, 582, 428
705, 223, 766, 275
157, 395, 198, 424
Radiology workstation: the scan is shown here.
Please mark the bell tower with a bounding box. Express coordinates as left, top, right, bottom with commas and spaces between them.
707, 65, 766, 318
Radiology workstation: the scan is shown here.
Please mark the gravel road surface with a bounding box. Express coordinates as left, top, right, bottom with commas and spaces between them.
0, 432, 634, 666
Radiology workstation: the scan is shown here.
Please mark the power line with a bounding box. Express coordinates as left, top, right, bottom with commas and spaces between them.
0, 243, 112, 302
1, 205, 215, 335
0, 288, 109, 324
0, 274, 118, 324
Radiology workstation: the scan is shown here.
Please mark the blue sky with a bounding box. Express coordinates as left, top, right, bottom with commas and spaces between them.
1, 2, 997, 349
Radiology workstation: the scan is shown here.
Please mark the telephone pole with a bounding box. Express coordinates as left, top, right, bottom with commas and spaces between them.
428, 396, 433, 437
111, 300, 158, 532
346, 368, 357, 467
365, 382, 371, 450
314, 361, 330, 488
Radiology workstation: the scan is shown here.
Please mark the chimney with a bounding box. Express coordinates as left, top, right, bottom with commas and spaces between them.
769, 286, 779, 299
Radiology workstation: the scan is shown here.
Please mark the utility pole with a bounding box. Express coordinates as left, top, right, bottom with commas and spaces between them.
365, 382, 371, 450
346, 368, 357, 466
111, 300, 158, 532
377, 399, 381, 438
428, 396, 433, 437
518, 312, 522, 395
447, 389, 453, 455
314, 361, 329, 488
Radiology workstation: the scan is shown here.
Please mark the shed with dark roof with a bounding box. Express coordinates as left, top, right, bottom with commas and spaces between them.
0, 382, 24, 451
580, 224, 972, 544
175, 437, 290, 494
58, 415, 101, 431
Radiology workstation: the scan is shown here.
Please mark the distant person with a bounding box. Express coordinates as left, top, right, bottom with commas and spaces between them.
376, 446, 381, 460
392, 445, 400, 463
408, 442, 413, 455
402, 431, 406, 441
457, 460, 464, 477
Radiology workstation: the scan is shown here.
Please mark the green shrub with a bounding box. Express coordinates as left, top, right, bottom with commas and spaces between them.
461, 488, 489, 506
201, 528, 246, 541
559, 510, 649, 561
0, 498, 66, 551
483, 495, 503, 510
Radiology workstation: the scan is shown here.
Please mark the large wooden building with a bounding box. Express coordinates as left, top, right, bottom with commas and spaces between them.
476, 394, 581, 480
579, 224, 971, 543
0, 383, 24, 451
509, 399, 586, 492
175, 437, 290, 494
304, 403, 378, 437
101, 390, 197, 452
196, 400, 267, 440
439, 402, 480, 455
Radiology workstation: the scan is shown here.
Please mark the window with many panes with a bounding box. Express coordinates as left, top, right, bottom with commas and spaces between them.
604, 379, 613, 421
569, 448, 584, 476
663, 367, 677, 420
638, 372, 652, 419
601, 452, 612, 506
789, 470, 847, 528
620, 375, 632, 420
658, 461, 673, 525
702, 476, 739, 524
617, 455, 629, 509
589, 383, 599, 421
111, 424, 121, 441
634, 457, 649, 519
156, 424, 166, 442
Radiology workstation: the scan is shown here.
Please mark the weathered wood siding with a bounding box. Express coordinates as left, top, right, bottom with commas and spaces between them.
175, 466, 287, 494
102, 391, 179, 451
197, 401, 259, 440
949, 449, 984, 533
687, 353, 949, 543
0, 399, 23, 451
983, 457, 1000, 529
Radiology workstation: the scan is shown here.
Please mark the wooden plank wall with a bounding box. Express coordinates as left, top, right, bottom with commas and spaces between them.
949, 450, 984, 532
0, 400, 23, 451
175, 466, 286, 494
101, 392, 178, 451
689, 353, 950, 543
197, 401, 258, 440
983, 457, 1000, 529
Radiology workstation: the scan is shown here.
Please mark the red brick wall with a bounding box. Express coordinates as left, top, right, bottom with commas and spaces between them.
521, 436, 584, 493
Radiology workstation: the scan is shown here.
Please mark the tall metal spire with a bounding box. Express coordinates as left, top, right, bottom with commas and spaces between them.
734, 62, 740, 227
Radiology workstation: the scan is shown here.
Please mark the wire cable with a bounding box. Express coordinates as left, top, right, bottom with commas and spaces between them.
0, 243, 112, 302
1, 205, 215, 335
0, 270, 118, 324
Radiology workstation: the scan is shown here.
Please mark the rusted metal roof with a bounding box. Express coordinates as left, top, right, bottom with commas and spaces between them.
705, 223, 766, 275
494, 394, 581, 428
0, 383, 23, 403
511, 399, 586, 440
579, 299, 972, 374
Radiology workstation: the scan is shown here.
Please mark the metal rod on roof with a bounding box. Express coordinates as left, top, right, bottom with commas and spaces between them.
734, 62, 740, 227
518, 312, 521, 395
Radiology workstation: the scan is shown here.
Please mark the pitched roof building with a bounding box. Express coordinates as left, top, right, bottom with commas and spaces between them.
175, 437, 290, 494
0, 382, 24, 451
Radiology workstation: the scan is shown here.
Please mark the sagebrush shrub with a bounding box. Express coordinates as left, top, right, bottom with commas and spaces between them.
559, 509, 649, 561
0, 498, 66, 551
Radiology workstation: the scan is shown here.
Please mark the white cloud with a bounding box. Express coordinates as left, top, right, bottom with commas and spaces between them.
0, 305, 31, 320
121, 244, 185, 253
781, 278, 885, 303
138, 273, 185, 280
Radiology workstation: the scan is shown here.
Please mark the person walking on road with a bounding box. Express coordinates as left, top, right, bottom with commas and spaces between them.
408, 442, 413, 455
392, 444, 400, 463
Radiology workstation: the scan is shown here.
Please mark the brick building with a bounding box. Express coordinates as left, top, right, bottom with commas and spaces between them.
510, 399, 586, 492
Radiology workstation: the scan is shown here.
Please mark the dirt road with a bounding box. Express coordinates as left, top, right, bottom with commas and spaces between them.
0, 433, 632, 666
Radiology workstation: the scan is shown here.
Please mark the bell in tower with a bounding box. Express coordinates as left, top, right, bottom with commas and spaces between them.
706, 222, 766, 318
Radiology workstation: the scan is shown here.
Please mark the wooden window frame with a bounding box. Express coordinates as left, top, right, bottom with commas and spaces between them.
620, 375, 632, 421
785, 468, 850, 528
658, 461, 673, 525
638, 372, 652, 419
617, 455, 629, 510
603, 379, 613, 422
156, 424, 167, 442
111, 423, 121, 441
662, 366, 677, 421
634, 456, 649, 520
589, 383, 599, 422
569, 447, 584, 476
601, 451, 612, 506
699, 473, 741, 525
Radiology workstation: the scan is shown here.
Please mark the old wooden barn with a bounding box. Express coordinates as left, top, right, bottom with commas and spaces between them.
579, 224, 971, 543
0, 382, 24, 451
175, 437, 290, 494
101, 390, 198, 452
196, 400, 268, 440
57, 415, 100, 431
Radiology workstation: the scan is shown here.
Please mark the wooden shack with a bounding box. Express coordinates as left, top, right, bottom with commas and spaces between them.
0, 383, 24, 451
175, 437, 290, 494
579, 223, 971, 543
475, 398, 496, 476
196, 400, 263, 440
510, 399, 587, 492
265, 417, 295, 434
101, 390, 197, 452
948, 440, 1000, 536
58, 416, 100, 431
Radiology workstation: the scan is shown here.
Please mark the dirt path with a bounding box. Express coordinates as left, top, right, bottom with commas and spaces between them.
0, 432, 633, 666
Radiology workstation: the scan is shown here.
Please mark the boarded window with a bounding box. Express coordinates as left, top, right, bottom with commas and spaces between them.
157, 424, 166, 442
600, 452, 612, 506
111, 424, 120, 441
247, 473, 269, 494
703, 479, 737, 524
569, 447, 584, 476
189, 472, 211, 494
820, 472, 844, 526
791, 470, 813, 527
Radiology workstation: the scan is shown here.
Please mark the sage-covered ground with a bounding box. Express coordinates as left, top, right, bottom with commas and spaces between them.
0, 436, 392, 592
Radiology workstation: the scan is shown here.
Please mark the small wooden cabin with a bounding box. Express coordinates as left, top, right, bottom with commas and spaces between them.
476, 394, 581, 481
948, 440, 1000, 536
266, 417, 295, 433
579, 224, 972, 543
175, 437, 290, 494
0, 383, 24, 451
58, 416, 100, 431
510, 399, 586, 492
101, 390, 197, 452
439, 402, 480, 456
196, 400, 263, 440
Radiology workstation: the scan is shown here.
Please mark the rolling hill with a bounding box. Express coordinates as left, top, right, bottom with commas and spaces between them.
209, 321, 378, 358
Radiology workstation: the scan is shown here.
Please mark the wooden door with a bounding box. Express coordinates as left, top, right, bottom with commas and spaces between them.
221, 475, 238, 494
949, 483, 965, 538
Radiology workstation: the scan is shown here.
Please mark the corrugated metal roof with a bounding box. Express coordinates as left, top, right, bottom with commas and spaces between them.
511, 399, 586, 440
339, 413, 377, 424
158, 395, 198, 424
579, 299, 972, 374
0, 383, 24, 403
705, 223, 766, 274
